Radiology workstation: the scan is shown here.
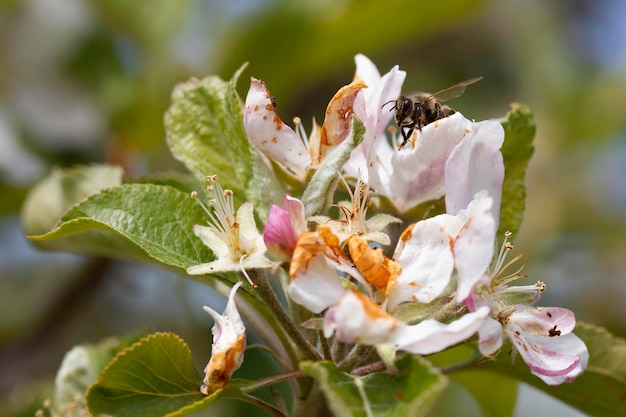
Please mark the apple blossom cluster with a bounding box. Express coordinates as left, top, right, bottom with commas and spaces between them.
189, 54, 588, 394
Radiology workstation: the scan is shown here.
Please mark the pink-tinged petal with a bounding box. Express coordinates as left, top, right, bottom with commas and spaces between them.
503, 309, 588, 385
389, 113, 472, 213
355, 57, 406, 141
509, 306, 577, 336
445, 120, 504, 220
344, 54, 405, 185
478, 316, 503, 357
353, 53, 382, 87
317, 80, 367, 164
263, 195, 306, 261
395, 305, 490, 355
353, 54, 405, 134
454, 191, 496, 302
538, 333, 589, 384
508, 330, 580, 382
282, 194, 307, 234
263, 204, 298, 261
287, 253, 346, 314
388, 214, 461, 309
244, 77, 310, 175
323, 290, 399, 345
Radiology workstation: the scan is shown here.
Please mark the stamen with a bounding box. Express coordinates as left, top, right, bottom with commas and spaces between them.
491, 232, 527, 286
492, 232, 514, 277
239, 255, 258, 288
494, 255, 526, 285
536, 280, 546, 293
293, 116, 311, 148
337, 173, 371, 235
195, 176, 246, 260
191, 191, 215, 218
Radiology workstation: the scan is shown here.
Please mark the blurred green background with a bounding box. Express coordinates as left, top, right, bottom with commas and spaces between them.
1, 0, 625, 416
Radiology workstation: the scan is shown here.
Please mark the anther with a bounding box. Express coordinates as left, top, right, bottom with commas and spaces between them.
536, 281, 546, 293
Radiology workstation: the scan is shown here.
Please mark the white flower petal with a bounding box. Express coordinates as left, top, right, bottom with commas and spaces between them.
454, 191, 496, 302
238, 202, 262, 241
354, 54, 382, 86
287, 253, 347, 314
529, 333, 589, 385
192, 224, 230, 259
187, 255, 275, 275
395, 305, 490, 355
445, 119, 505, 220
509, 306, 576, 336
201, 282, 246, 395
344, 54, 405, 185
389, 113, 472, 213
508, 330, 581, 385
478, 316, 503, 357
388, 214, 461, 309
244, 77, 311, 176
187, 258, 234, 275
323, 290, 399, 345
503, 306, 588, 385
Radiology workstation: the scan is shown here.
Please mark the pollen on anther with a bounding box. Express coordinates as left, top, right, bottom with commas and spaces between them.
191, 191, 198, 199
536, 281, 546, 293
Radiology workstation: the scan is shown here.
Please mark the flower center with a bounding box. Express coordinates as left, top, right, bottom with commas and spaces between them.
476, 232, 546, 316
193, 175, 251, 261
337, 175, 371, 235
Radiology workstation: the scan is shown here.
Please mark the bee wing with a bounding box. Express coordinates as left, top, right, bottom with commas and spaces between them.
430, 76, 483, 102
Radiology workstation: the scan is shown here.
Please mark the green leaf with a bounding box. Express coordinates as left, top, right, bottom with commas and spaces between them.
498, 103, 536, 240
478, 323, 626, 416
27, 183, 213, 270
54, 330, 149, 415
136, 171, 203, 195
164, 65, 285, 218
87, 332, 210, 417
302, 117, 365, 218
301, 355, 447, 417
165, 74, 239, 188
21, 164, 123, 236
451, 371, 517, 417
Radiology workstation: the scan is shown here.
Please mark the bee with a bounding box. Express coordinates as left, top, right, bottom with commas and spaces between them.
384, 76, 483, 148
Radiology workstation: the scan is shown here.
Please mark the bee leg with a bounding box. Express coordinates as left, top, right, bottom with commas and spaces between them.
400, 123, 415, 148
434, 102, 445, 119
